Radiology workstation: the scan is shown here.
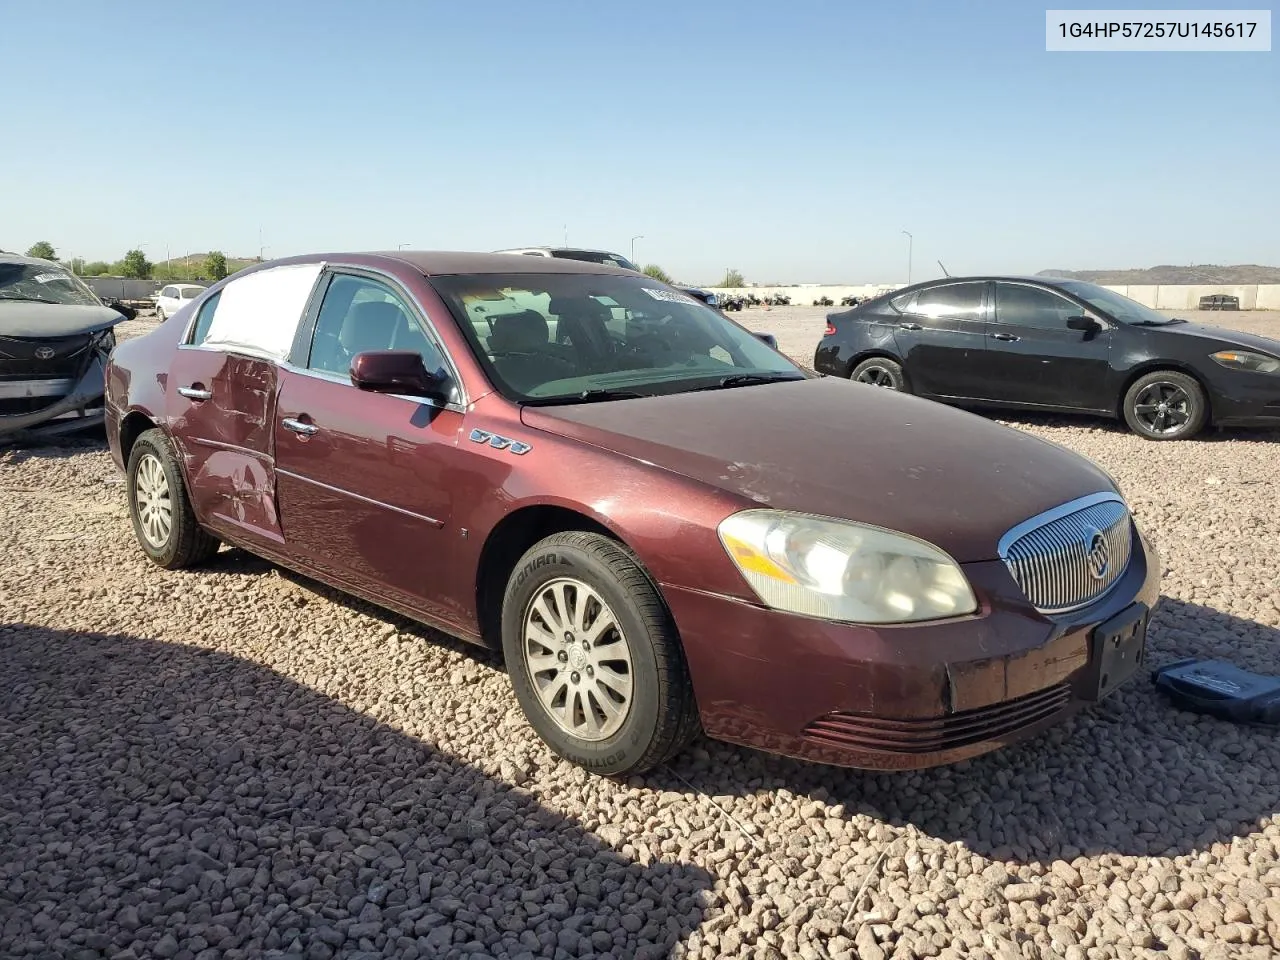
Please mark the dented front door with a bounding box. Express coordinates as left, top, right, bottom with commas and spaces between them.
166, 347, 283, 548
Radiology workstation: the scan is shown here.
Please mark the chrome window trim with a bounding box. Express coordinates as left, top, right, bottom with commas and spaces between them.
997, 491, 1124, 559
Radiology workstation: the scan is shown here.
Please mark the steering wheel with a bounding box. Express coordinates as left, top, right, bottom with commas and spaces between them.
625, 332, 675, 359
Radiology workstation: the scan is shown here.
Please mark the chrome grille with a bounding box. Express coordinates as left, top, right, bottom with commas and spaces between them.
999, 493, 1132, 614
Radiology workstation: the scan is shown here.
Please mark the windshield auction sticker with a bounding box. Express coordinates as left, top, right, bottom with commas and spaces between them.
1046, 9, 1271, 50
641, 288, 700, 305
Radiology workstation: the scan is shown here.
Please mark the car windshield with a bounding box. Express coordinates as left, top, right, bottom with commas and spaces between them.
430, 272, 803, 403
0, 262, 101, 306
547, 250, 640, 272
1055, 281, 1176, 325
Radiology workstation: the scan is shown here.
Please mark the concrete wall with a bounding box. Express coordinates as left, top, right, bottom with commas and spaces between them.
705, 283, 1280, 310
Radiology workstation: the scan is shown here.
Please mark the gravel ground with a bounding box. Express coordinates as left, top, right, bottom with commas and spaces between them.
3, 310, 1280, 959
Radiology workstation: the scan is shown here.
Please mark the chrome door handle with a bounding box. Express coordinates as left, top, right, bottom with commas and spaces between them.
992, 332, 1020, 342
177, 386, 212, 401
899, 322, 922, 331
282, 417, 318, 436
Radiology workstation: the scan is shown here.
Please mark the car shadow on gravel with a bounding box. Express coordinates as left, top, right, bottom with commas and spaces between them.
0, 624, 712, 959
187, 547, 505, 671
653, 598, 1280, 866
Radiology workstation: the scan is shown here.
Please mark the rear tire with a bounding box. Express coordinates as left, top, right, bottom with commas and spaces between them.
126, 428, 220, 568
501, 531, 700, 776
851, 357, 908, 392
1122, 370, 1207, 441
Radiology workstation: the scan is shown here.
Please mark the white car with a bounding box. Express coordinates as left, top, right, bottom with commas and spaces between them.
155, 283, 207, 321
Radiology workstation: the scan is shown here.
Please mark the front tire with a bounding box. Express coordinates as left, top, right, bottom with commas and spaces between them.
1122, 371, 1208, 440
126, 428, 220, 568
851, 356, 908, 391
501, 532, 700, 776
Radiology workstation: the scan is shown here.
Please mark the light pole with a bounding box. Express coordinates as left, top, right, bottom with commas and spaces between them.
631, 235, 644, 264
397, 243, 410, 249
901, 230, 913, 285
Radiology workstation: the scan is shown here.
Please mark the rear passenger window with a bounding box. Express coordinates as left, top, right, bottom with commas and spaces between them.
188, 291, 220, 343
912, 283, 985, 320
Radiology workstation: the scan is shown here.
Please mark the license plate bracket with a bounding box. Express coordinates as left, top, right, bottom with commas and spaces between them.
1087, 602, 1149, 701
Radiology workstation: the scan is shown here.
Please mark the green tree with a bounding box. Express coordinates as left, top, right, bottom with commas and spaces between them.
82, 261, 110, 276
120, 249, 152, 279
720, 268, 745, 288
205, 251, 229, 281
26, 240, 57, 260
642, 264, 671, 283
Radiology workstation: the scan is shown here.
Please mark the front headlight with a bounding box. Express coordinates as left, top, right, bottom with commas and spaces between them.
717, 510, 977, 624
1210, 350, 1280, 375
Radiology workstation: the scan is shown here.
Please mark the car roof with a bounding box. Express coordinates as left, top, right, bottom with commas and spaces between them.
0, 252, 66, 268
900, 275, 1093, 290
269, 251, 637, 277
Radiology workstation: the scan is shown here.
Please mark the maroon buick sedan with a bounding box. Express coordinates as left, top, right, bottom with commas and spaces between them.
105, 252, 1159, 775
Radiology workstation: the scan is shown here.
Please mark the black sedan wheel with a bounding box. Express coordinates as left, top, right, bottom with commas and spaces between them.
851, 357, 907, 391
1122, 371, 1208, 440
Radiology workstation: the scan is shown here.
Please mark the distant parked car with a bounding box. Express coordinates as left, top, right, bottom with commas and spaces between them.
0, 253, 133, 441
155, 283, 207, 321
815, 276, 1280, 440
1198, 294, 1239, 311
105, 251, 1158, 776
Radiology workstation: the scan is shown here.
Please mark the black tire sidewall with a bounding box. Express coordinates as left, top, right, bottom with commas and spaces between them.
1124, 372, 1206, 440
501, 540, 666, 775
126, 432, 184, 565
851, 358, 906, 391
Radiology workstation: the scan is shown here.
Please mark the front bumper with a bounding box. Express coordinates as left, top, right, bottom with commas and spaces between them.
1208, 372, 1280, 427
0, 356, 108, 441
666, 525, 1160, 770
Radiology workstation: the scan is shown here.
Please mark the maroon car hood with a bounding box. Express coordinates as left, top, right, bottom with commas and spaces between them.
521, 377, 1116, 562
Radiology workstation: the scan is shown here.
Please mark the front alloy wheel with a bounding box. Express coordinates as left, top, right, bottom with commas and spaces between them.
523, 578, 633, 741
501, 531, 700, 775
1122, 371, 1208, 440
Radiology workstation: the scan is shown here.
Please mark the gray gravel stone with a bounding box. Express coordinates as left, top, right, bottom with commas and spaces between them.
4, 311, 1280, 959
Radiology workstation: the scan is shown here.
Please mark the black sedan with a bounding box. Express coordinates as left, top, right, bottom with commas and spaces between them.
814, 276, 1280, 440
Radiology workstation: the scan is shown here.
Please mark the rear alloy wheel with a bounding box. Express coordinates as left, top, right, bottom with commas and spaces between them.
851, 357, 907, 391
1122, 371, 1208, 440
501, 531, 700, 775
126, 428, 220, 568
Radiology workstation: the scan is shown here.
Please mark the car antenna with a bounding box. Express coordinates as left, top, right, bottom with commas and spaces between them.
937, 260, 950, 277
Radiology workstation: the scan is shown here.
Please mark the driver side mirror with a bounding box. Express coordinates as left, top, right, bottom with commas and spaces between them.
754, 332, 778, 349
1066, 315, 1101, 332
350, 350, 451, 403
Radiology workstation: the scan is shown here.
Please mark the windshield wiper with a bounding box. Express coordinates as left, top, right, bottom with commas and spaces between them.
0, 294, 60, 305
1132, 318, 1186, 326
687, 372, 805, 391
523, 388, 648, 406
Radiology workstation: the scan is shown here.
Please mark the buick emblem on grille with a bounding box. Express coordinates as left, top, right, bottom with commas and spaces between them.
1086, 529, 1110, 580
34, 346, 56, 360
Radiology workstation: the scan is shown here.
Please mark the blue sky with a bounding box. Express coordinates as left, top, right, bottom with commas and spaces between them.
2, 0, 1275, 284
